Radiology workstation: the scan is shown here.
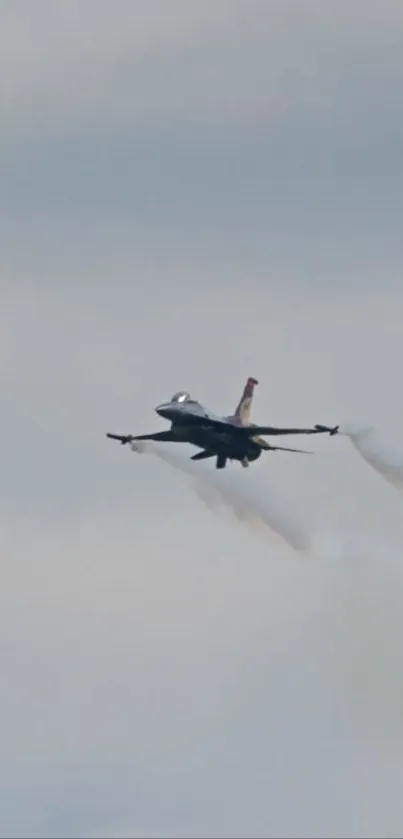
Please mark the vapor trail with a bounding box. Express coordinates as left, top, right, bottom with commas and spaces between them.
130, 442, 339, 556
342, 423, 403, 493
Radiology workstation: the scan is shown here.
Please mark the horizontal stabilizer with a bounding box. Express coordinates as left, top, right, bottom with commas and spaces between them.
191, 450, 216, 461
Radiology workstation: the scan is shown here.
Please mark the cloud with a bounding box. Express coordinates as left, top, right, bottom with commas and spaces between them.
2, 3, 403, 836
2, 0, 403, 307
3, 277, 403, 836
2, 0, 403, 149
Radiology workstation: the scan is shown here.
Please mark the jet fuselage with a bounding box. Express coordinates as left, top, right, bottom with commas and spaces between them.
155, 398, 262, 464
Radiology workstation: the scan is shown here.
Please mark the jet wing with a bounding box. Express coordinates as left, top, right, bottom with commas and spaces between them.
239, 425, 332, 437
268, 444, 313, 454
131, 431, 177, 442
314, 424, 339, 436
197, 417, 334, 437
106, 433, 134, 445
107, 430, 176, 444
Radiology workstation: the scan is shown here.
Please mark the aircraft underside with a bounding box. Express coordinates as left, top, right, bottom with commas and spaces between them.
106, 379, 339, 471
106, 422, 318, 470
190, 448, 258, 469
175, 425, 261, 469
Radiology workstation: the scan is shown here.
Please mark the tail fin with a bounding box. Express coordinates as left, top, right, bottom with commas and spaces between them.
234, 377, 258, 425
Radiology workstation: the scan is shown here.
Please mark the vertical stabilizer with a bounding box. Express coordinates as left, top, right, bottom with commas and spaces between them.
234, 377, 258, 424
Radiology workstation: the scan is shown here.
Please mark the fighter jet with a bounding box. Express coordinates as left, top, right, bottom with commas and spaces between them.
106, 377, 339, 469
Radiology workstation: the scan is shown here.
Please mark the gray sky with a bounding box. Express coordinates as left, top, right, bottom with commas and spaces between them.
2, 2, 403, 836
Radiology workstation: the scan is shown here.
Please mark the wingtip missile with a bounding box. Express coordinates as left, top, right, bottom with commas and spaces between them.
314, 424, 339, 436
106, 432, 133, 445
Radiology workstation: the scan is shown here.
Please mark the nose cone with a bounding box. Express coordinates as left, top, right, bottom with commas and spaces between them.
156, 402, 178, 420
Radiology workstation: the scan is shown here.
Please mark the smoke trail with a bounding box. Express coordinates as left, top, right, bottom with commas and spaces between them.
342, 422, 403, 493
130, 441, 339, 556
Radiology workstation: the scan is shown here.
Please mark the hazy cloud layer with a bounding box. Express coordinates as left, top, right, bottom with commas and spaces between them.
2, 2, 403, 837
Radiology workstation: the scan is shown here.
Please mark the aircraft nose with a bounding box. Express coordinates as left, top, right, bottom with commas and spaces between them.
156, 403, 176, 419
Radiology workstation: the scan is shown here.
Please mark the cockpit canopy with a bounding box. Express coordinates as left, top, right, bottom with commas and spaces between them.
171, 391, 191, 404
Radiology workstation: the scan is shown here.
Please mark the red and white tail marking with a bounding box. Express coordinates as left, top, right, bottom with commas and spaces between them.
234, 377, 259, 424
